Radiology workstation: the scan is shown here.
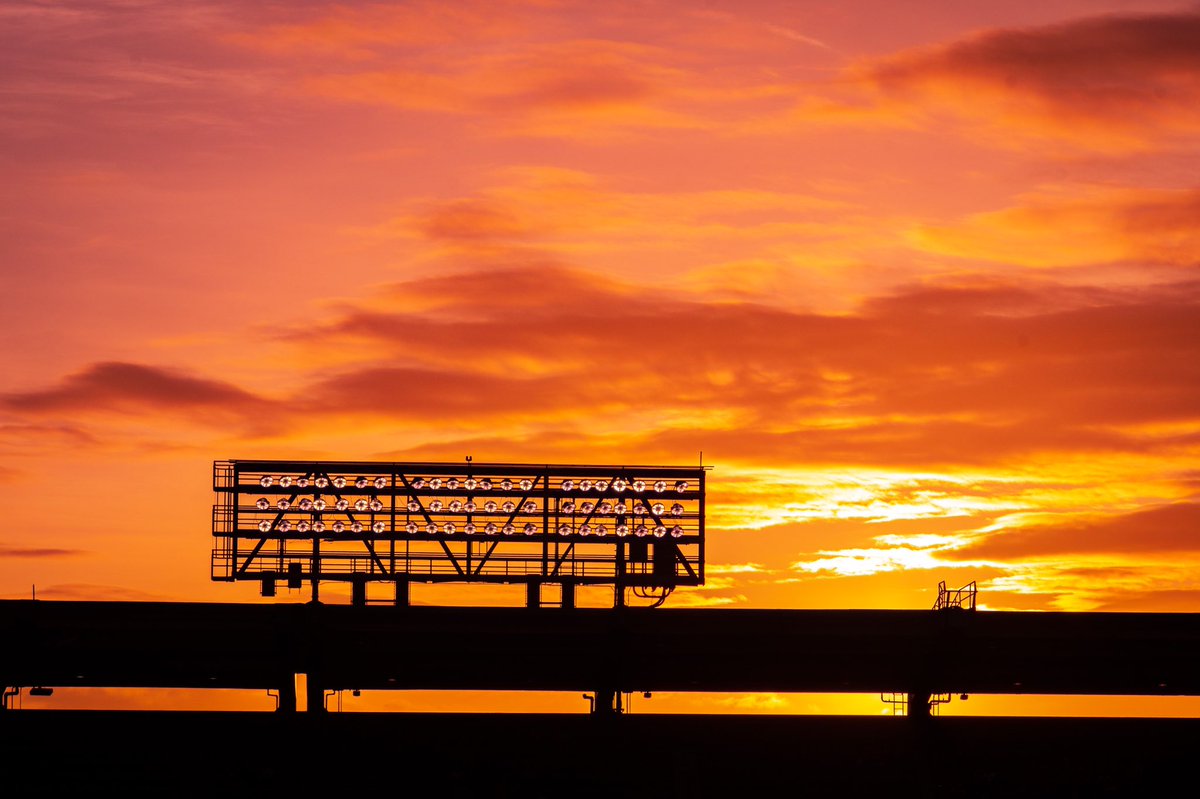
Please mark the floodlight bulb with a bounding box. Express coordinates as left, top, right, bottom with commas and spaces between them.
651, 503, 665, 515
449, 500, 463, 512
315, 477, 329, 488
297, 521, 311, 533
634, 525, 648, 537
484, 501, 498, 513
653, 480, 666, 493
479, 479, 492, 491
671, 525, 684, 538
616, 524, 630, 537
313, 521, 326, 533
675, 481, 688, 493
599, 502, 613, 515
355, 477, 368, 489
580, 502, 594, 514
277, 521, 290, 534
354, 499, 368, 512
653, 526, 667, 538
299, 498, 314, 511
374, 477, 387, 489
594, 524, 607, 537
561, 501, 575, 514
258, 520, 271, 533
370, 499, 383, 512
465, 478, 477, 491
670, 503, 684, 517
519, 479, 533, 491
350, 521, 363, 533
255, 498, 269, 510
485, 523, 498, 535
297, 478, 309, 489
447, 478, 460, 490
522, 523, 535, 535
405, 522, 418, 534
502, 501, 515, 513
429, 500, 443, 512
425, 523, 437, 535
443, 522, 455, 535
633, 480, 646, 492
558, 524, 572, 536
633, 505, 646, 515
464, 523, 476, 535
407, 500, 420, 512
580, 480, 593, 491
314, 499, 327, 511
277, 499, 291, 510
412, 478, 427, 489
595, 480, 609, 491
579, 524, 592, 536
613, 478, 627, 492
333, 476, 347, 489
522, 501, 537, 514
500, 479, 513, 491
372, 521, 385, 533
333, 521, 345, 533
615, 503, 628, 515
259, 476, 273, 488
335, 499, 349, 511
429, 478, 442, 490
280, 476, 293, 488
561, 479, 575, 491
464, 501, 476, 513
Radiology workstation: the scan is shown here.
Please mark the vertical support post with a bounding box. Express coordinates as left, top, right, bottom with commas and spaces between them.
394, 577, 409, 607
306, 673, 325, 713
351, 576, 367, 607
561, 580, 576, 609
613, 583, 625, 609
907, 690, 932, 720
276, 676, 297, 713
526, 581, 541, 608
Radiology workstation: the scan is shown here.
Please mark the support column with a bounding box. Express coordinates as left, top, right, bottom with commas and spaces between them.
526, 581, 541, 608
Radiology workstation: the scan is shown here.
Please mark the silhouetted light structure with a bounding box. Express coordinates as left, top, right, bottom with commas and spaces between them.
212, 460, 706, 603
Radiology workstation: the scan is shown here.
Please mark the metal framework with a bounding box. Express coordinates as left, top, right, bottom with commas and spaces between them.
212, 459, 705, 603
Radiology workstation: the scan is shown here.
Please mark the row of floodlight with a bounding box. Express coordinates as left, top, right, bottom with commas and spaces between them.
252, 475, 692, 494
253, 519, 687, 538
252, 497, 689, 517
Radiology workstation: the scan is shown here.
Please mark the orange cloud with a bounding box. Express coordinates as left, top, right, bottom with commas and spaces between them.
852, 11, 1200, 151
911, 188, 1200, 268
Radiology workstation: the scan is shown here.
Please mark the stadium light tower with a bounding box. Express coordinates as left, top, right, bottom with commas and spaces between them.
212, 459, 706, 607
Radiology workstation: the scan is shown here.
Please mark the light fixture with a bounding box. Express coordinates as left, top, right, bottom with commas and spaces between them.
675, 481, 688, 493
484, 501, 498, 513
594, 524, 607, 537
671, 525, 684, 538
651, 503, 664, 515
634, 525, 648, 537
654, 480, 666, 492
465, 478, 477, 491
580, 480, 594, 491
579, 524, 592, 536
354, 499, 368, 512
255, 498, 269, 510
561, 501, 576, 514
429, 478, 442, 490
333, 521, 345, 533
280, 476, 294, 488
561, 479, 575, 491
315, 499, 327, 511
464, 500, 477, 513
595, 480, 609, 491
485, 523, 498, 535
633, 480, 646, 492
558, 524, 572, 536
502, 501, 515, 513
407, 500, 420, 512
277, 499, 291, 510
500, 479, 513, 491
633, 505, 646, 516
299, 498, 314, 511
374, 477, 387, 489
354, 477, 368, 489
412, 478, 427, 489
258, 520, 271, 533
425, 522, 437, 535
479, 479, 493, 491
599, 502, 612, 515
447, 478, 460, 490
670, 503, 684, 517
405, 522, 418, 534
464, 523, 476, 535
519, 479, 533, 491
370, 499, 383, 512
580, 502, 594, 514
613, 478, 627, 492
429, 500, 444, 512
259, 476, 273, 488
350, 521, 363, 533
522, 501, 537, 514
333, 476, 347, 489
615, 503, 628, 515
372, 521, 386, 533
653, 526, 667, 538
521, 523, 535, 535
316, 477, 329, 488
297, 477, 310, 489
616, 524, 630, 537
449, 500, 463, 512
298, 521, 311, 533
335, 499, 349, 511
313, 521, 326, 533
443, 522, 455, 535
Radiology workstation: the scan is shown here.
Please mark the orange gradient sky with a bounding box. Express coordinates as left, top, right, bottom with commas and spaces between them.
2, 0, 1200, 712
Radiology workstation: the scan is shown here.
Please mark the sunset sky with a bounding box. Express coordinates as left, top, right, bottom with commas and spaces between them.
2, 1, 1199, 712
